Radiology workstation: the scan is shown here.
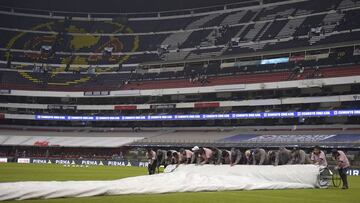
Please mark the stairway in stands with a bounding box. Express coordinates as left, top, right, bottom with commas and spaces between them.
19, 72, 41, 83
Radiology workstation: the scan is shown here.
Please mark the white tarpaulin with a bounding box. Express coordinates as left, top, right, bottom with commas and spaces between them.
0, 164, 321, 201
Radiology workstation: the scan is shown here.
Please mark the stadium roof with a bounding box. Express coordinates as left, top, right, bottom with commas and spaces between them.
0, 0, 268, 13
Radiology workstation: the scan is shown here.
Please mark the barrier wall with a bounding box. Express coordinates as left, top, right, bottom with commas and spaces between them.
0, 94, 359, 110
2, 75, 360, 97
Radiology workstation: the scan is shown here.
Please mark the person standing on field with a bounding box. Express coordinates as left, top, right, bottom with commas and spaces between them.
332, 149, 350, 189
146, 148, 157, 175
156, 149, 168, 171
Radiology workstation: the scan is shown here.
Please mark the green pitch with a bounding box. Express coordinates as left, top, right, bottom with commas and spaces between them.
0, 163, 359, 203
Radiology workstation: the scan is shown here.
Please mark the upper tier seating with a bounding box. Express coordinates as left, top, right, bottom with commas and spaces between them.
0, 0, 360, 92
0, 0, 359, 66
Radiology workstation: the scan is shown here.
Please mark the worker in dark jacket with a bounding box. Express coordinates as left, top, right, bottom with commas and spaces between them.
275, 147, 292, 166
269, 147, 292, 166
230, 148, 244, 166
146, 148, 157, 175
289, 147, 310, 164
156, 149, 168, 170
252, 148, 269, 165
211, 147, 223, 165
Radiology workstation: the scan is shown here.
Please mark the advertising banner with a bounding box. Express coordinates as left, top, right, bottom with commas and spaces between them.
194, 102, 220, 108
304, 53, 329, 61
150, 104, 176, 110
347, 169, 360, 176
47, 104, 77, 110
289, 55, 305, 62
84, 91, 110, 96
8, 157, 360, 176
17, 158, 30, 164
30, 158, 149, 167
0, 158, 7, 163
260, 57, 289, 65
114, 105, 137, 110
35, 109, 360, 121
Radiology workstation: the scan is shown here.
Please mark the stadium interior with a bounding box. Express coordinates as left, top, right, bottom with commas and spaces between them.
0, 0, 360, 201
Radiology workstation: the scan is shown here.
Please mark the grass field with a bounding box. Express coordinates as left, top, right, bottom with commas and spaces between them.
0, 163, 359, 203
